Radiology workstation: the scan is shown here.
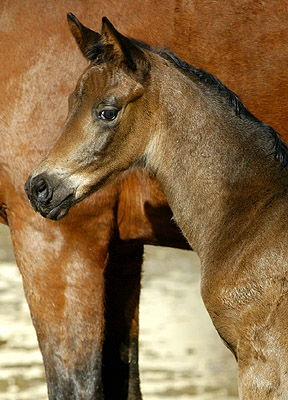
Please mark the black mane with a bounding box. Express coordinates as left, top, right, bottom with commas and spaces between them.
158, 49, 249, 118
87, 39, 288, 169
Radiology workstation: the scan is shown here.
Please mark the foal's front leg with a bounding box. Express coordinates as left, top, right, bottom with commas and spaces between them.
201, 262, 288, 399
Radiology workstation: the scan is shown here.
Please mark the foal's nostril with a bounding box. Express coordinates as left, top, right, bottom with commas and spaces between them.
36, 179, 48, 200
31, 176, 53, 205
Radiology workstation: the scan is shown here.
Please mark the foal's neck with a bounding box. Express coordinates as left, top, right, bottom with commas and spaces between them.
145, 54, 288, 258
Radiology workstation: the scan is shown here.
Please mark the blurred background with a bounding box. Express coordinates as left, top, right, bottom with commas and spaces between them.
0, 224, 238, 399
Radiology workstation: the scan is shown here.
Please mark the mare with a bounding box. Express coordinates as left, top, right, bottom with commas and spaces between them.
2, 1, 288, 398
25, 17, 288, 399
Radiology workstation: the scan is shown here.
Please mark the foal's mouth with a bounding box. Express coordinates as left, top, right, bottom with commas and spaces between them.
28, 192, 75, 221
43, 193, 75, 220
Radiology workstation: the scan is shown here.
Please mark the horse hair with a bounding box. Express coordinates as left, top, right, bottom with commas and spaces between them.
87, 39, 288, 170
158, 49, 288, 170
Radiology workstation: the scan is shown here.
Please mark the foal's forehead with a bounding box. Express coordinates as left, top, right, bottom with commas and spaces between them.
77, 63, 130, 97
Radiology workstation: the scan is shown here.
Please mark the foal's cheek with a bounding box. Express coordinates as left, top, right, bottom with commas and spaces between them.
93, 130, 114, 157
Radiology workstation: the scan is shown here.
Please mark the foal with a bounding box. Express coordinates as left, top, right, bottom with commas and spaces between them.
26, 16, 288, 399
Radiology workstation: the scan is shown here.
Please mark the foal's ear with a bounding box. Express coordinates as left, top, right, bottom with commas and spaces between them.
101, 17, 150, 79
67, 13, 100, 58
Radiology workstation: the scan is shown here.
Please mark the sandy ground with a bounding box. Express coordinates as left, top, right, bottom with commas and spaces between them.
0, 224, 238, 399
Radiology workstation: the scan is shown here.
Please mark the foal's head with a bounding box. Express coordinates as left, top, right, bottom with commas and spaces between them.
25, 15, 155, 220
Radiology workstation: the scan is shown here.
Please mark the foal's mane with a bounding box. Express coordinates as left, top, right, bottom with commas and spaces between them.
158, 49, 288, 170
88, 38, 288, 169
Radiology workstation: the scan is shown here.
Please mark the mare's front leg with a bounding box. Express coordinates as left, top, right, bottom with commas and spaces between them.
7, 185, 142, 399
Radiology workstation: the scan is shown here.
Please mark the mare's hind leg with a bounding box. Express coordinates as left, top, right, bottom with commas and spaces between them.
103, 238, 143, 400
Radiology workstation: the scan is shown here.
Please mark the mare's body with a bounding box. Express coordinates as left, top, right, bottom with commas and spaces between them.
2, 1, 288, 398
26, 18, 288, 399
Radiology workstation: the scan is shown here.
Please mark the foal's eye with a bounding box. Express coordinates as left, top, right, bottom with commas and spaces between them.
97, 107, 119, 121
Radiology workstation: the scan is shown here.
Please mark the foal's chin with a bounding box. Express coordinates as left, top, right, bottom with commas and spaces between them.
43, 195, 75, 220
31, 193, 75, 221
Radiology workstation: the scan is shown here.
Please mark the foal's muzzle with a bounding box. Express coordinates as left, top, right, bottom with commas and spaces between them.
25, 173, 75, 220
